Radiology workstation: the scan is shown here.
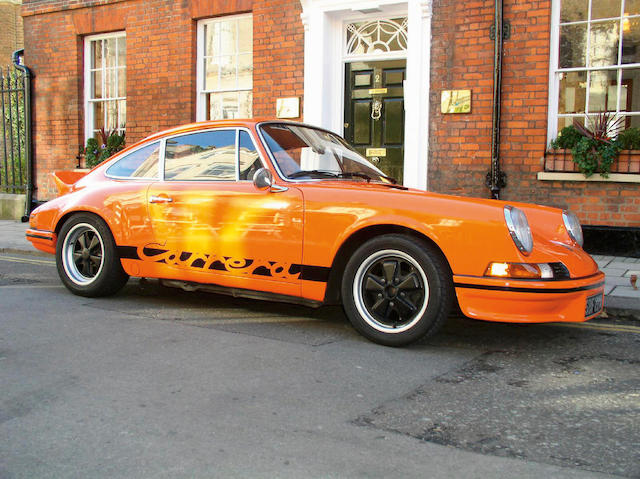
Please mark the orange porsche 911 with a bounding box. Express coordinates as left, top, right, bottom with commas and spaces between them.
26, 120, 605, 346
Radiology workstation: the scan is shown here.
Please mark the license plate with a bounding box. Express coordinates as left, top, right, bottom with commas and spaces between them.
585, 293, 603, 317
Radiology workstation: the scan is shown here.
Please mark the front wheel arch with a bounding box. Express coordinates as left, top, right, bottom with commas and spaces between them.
323, 224, 453, 305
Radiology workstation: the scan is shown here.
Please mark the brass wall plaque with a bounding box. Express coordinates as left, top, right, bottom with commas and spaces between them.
366, 148, 387, 157
441, 89, 471, 114
276, 97, 300, 118
368, 88, 388, 95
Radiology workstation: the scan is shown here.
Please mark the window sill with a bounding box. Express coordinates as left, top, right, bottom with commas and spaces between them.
537, 172, 640, 183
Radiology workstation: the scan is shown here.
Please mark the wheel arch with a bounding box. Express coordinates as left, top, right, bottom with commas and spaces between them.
323, 224, 453, 304
54, 209, 118, 249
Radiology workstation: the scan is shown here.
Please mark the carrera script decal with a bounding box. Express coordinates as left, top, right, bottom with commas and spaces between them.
137, 243, 302, 280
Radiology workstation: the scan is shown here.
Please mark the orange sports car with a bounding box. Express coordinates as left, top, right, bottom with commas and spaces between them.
26, 120, 605, 346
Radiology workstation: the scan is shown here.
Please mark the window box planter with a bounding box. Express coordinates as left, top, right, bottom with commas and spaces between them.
544, 149, 640, 174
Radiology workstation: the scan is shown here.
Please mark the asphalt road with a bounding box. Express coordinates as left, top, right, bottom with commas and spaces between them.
1, 253, 638, 478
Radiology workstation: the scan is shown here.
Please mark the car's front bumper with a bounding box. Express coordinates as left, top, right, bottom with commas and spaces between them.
453, 271, 605, 323
26, 228, 56, 255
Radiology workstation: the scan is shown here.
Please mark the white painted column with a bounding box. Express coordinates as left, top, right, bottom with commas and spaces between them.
403, 0, 432, 190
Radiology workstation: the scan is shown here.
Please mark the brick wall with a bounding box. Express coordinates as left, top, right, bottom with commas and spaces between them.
429, 0, 639, 227
22, 0, 303, 200
0, 1, 23, 67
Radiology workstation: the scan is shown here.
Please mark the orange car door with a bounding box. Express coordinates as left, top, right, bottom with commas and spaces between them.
144, 128, 304, 297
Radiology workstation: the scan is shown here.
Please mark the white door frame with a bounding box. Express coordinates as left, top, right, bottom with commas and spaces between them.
299, 0, 432, 190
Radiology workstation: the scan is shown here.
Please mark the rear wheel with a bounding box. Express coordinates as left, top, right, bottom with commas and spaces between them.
341, 235, 453, 346
56, 214, 129, 297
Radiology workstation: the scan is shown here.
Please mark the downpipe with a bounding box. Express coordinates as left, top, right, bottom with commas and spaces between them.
486, 0, 507, 199
12, 49, 34, 222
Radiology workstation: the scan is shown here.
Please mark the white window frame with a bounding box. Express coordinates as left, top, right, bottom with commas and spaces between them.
84, 31, 126, 143
547, 0, 640, 144
196, 14, 253, 121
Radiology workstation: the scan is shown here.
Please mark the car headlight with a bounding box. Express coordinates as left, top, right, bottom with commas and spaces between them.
562, 210, 583, 247
504, 206, 533, 255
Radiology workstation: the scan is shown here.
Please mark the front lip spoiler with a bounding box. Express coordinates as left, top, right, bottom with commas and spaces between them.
453, 271, 605, 295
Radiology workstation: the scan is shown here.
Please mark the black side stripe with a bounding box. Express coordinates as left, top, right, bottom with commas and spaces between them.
116, 245, 331, 283
454, 282, 605, 294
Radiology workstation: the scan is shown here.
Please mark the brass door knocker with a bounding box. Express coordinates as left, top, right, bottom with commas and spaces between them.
371, 99, 382, 121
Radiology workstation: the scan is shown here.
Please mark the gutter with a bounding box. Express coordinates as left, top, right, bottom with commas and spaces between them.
486, 0, 508, 199
12, 49, 34, 222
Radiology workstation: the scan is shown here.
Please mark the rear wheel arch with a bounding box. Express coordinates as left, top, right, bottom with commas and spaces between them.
323, 225, 453, 304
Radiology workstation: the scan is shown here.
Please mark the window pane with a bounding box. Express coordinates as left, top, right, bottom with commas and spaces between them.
165, 130, 237, 181
219, 55, 237, 90
559, 71, 587, 113
204, 58, 220, 91
591, 0, 621, 19
105, 100, 118, 130
238, 91, 252, 118
588, 69, 618, 111
557, 116, 581, 134
589, 20, 619, 66
118, 68, 126, 97
219, 21, 237, 56
627, 0, 640, 14
118, 100, 126, 129
621, 68, 640, 111
93, 101, 104, 131
105, 37, 117, 69
560, 24, 587, 67
107, 142, 160, 178
208, 92, 243, 120
106, 68, 118, 98
92, 40, 102, 69
92, 70, 102, 99
238, 17, 252, 52
237, 53, 252, 89
561, 0, 588, 22
239, 130, 261, 180
117, 37, 126, 67
622, 17, 640, 63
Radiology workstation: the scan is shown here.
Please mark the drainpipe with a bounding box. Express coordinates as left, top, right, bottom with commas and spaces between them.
12, 49, 34, 222
486, 0, 508, 199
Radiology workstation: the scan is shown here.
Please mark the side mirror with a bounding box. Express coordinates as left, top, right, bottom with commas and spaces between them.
252, 168, 288, 193
253, 168, 273, 191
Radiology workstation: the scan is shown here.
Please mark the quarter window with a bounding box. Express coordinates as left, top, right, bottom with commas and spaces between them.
165, 130, 237, 181
106, 142, 160, 179
84, 32, 126, 141
197, 15, 253, 120
550, 0, 640, 139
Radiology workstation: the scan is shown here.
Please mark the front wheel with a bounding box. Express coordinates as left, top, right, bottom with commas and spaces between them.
56, 214, 129, 297
341, 235, 453, 346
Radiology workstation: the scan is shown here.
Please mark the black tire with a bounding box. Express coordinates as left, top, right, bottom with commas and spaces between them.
341, 234, 453, 346
56, 213, 129, 297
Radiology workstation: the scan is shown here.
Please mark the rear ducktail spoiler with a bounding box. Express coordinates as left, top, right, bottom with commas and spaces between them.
51, 170, 88, 196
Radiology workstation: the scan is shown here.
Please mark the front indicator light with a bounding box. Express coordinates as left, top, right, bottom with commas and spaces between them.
485, 262, 556, 279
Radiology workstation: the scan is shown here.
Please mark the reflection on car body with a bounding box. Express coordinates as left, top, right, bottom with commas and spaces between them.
27, 120, 605, 346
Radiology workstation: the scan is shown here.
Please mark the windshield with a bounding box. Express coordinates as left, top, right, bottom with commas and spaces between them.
259, 123, 395, 184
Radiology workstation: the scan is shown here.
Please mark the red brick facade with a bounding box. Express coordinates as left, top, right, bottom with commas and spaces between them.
23, 0, 303, 198
22, 0, 640, 226
429, 0, 639, 226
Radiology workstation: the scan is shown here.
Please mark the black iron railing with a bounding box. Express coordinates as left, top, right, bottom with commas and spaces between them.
0, 66, 28, 194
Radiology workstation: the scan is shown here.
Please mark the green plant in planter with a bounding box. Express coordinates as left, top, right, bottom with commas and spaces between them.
549, 125, 582, 150
571, 113, 624, 178
84, 128, 126, 168
614, 127, 640, 150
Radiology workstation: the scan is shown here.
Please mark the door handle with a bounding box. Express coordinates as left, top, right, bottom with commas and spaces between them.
149, 195, 173, 204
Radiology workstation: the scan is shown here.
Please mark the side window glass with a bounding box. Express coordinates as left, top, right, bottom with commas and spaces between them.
239, 130, 262, 180
106, 142, 160, 178
165, 130, 236, 181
